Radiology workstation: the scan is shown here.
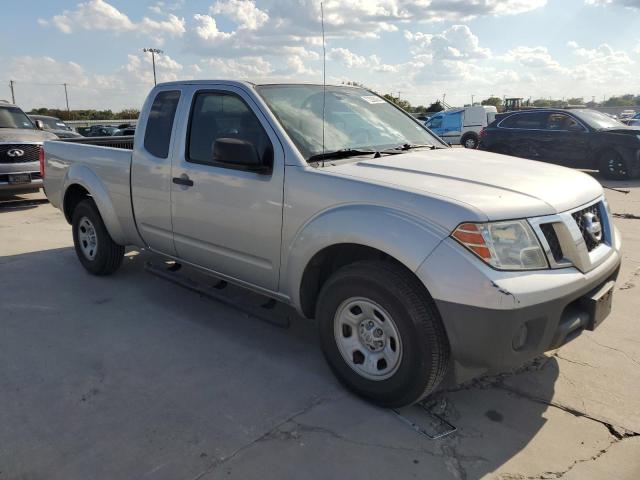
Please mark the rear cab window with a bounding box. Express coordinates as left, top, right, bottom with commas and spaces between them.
144, 90, 181, 158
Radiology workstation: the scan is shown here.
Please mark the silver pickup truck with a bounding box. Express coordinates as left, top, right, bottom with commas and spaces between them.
43, 81, 622, 407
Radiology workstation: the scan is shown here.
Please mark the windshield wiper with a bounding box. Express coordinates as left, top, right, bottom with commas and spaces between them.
308, 148, 379, 163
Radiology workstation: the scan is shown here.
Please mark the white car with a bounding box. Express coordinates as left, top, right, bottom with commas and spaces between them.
425, 105, 497, 148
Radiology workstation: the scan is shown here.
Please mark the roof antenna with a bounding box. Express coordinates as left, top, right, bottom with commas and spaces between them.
321, 1, 326, 168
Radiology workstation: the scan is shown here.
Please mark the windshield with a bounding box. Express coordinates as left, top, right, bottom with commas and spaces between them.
0, 106, 35, 129
574, 109, 625, 130
256, 85, 442, 160
37, 117, 70, 130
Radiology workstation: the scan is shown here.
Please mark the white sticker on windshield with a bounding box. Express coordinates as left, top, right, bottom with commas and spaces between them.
361, 95, 386, 104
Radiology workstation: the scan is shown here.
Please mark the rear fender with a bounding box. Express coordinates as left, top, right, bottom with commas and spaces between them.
63, 163, 127, 245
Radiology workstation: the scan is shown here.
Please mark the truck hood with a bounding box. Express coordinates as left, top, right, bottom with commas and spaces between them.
327, 148, 603, 220
0, 128, 58, 142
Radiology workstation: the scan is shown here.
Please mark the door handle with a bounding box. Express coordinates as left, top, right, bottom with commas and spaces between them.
172, 175, 194, 187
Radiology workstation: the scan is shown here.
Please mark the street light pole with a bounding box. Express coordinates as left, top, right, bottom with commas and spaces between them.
143, 48, 163, 86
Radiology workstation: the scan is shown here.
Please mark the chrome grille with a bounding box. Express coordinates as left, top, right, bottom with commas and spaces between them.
0, 144, 41, 164
572, 202, 604, 251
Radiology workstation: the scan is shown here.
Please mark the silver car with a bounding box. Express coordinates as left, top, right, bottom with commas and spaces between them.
0, 101, 57, 194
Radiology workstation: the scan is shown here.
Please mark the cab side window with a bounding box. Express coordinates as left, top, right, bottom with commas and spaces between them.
546, 113, 582, 131
143, 90, 181, 159
428, 116, 443, 129
500, 112, 547, 129
187, 92, 272, 167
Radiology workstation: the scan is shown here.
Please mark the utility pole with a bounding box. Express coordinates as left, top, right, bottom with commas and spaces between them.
9, 80, 15, 104
471, 94, 475, 105
143, 48, 163, 86
442, 93, 446, 106
63, 83, 70, 118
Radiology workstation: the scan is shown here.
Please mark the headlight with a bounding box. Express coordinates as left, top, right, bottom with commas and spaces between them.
452, 220, 548, 270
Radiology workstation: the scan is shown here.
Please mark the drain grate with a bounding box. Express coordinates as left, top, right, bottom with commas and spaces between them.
392, 400, 456, 439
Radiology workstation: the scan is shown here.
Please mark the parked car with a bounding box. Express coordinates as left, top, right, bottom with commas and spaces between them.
43, 81, 621, 407
620, 112, 640, 126
0, 100, 57, 194
619, 109, 636, 119
28, 114, 81, 139
78, 125, 123, 137
425, 105, 497, 148
479, 108, 640, 179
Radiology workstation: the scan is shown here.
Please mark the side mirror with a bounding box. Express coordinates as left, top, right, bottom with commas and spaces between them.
35, 119, 45, 130
212, 138, 269, 173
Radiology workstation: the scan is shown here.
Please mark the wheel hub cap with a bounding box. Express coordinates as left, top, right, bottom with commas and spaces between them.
78, 217, 98, 260
334, 297, 403, 381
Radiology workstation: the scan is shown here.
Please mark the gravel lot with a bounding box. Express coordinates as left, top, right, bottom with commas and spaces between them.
1, 174, 639, 480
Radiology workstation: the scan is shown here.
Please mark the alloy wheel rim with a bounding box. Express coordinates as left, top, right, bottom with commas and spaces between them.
607, 158, 626, 177
78, 216, 98, 260
333, 297, 403, 381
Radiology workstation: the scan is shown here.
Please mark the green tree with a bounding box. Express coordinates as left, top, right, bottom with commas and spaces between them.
383, 93, 412, 111
426, 101, 444, 112
481, 96, 502, 107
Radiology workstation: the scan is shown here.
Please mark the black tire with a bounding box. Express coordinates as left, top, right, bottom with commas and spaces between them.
461, 133, 479, 149
71, 199, 124, 275
599, 150, 632, 180
316, 261, 450, 407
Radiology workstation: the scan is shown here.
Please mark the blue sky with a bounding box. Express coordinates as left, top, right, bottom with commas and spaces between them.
1, 0, 638, 110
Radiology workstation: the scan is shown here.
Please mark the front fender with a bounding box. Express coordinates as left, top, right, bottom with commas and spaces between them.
63, 164, 127, 245
282, 203, 449, 311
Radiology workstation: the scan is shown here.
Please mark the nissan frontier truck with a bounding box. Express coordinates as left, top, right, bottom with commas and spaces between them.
42, 81, 621, 407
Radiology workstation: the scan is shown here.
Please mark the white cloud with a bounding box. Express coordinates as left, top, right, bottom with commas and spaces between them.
585, 0, 640, 8
41, 0, 185, 43
329, 48, 367, 68
199, 56, 273, 79
405, 25, 491, 60
210, 0, 269, 30
193, 14, 233, 41
502, 46, 564, 72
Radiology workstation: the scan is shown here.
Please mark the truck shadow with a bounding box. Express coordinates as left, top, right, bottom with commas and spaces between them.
0, 245, 561, 479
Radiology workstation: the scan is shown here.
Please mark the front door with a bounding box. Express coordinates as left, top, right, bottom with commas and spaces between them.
170, 86, 285, 291
541, 112, 591, 168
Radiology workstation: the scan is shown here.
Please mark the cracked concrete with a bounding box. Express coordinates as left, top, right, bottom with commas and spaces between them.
2, 175, 640, 480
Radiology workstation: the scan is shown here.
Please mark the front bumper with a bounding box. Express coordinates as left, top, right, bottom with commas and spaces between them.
417, 228, 622, 386
0, 162, 42, 193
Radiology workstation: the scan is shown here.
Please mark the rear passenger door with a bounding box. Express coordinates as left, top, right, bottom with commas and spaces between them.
170, 86, 284, 291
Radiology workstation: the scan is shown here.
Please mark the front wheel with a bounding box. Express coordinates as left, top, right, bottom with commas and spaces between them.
599, 150, 632, 180
72, 199, 124, 275
316, 261, 450, 407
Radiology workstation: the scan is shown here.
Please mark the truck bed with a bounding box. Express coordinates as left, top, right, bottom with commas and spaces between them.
43, 138, 139, 246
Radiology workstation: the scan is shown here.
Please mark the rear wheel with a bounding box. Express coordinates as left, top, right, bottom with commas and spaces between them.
316, 261, 450, 407
72, 199, 124, 275
599, 150, 631, 180
461, 132, 479, 149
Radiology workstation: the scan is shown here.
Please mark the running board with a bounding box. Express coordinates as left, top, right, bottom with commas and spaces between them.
145, 261, 290, 329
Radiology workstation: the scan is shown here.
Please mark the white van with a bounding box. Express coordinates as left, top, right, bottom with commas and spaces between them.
425, 105, 497, 148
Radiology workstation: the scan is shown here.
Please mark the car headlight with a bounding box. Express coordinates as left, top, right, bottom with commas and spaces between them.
452, 220, 548, 270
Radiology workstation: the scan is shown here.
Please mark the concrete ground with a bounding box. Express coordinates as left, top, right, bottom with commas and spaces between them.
1, 175, 639, 480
